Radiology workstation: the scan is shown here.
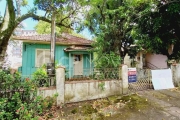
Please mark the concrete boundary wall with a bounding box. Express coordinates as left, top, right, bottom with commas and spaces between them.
64, 80, 122, 103
38, 65, 128, 106
171, 64, 180, 87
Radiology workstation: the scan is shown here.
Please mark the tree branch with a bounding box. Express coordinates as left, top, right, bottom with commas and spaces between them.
15, 13, 73, 29
60, 8, 78, 23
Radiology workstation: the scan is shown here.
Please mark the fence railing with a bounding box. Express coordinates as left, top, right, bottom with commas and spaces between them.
65, 68, 122, 81
146, 62, 160, 69
21, 75, 56, 87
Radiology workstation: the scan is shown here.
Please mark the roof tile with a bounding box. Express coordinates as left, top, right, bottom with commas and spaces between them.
13, 33, 92, 45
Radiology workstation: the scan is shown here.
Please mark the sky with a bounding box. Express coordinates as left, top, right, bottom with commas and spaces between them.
0, 0, 38, 30
0, 0, 92, 39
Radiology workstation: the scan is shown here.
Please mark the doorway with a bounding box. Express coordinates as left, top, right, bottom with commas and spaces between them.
73, 55, 83, 75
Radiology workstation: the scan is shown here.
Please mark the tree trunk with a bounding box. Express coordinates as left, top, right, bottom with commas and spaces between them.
0, 3, 11, 68
50, 12, 56, 63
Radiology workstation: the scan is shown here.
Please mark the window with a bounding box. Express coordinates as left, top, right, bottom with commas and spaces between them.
74, 55, 81, 61
35, 49, 50, 67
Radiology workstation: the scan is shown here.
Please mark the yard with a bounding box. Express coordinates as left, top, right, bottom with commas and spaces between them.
39, 88, 180, 120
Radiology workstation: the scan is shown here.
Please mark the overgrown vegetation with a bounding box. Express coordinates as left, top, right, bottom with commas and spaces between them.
79, 0, 180, 62
0, 70, 57, 119
32, 66, 49, 87
32, 64, 56, 87
119, 94, 148, 110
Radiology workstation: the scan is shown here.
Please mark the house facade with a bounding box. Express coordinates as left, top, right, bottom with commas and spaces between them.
124, 51, 168, 69
13, 33, 93, 78
4, 30, 37, 70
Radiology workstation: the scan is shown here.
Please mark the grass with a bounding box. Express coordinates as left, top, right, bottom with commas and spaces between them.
119, 94, 149, 110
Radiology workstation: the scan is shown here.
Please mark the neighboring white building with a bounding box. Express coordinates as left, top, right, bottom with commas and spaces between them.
4, 30, 37, 70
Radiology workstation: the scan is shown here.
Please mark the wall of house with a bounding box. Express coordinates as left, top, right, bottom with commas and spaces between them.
66, 51, 93, 78
145, 53, 168, 69
21, 43, 93, 77
22, 43, 69, 76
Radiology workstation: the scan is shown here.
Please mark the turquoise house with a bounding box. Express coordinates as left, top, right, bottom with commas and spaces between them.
13, 33, 93, 79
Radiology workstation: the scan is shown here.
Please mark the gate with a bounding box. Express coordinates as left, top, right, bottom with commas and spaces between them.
128, 69, 153, 92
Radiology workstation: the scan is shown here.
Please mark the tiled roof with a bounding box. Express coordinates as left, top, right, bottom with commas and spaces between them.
13, 33, 92, 45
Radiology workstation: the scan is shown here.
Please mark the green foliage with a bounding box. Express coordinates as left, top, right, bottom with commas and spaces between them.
95, 52, 121, 68
119, 94, 148, 110
35, 20, 72, 34
0, 70, 40, 119
81, 104, 98, 115
81, 0, 180, 61
132, 0, 180, 59
0, 70, 58, 119
98, 82, 105, 91
32, 63, 59, 87
80, 0, 142, 60
32, 66, 49, 87
41, 93, 58, 111
33, 0, 65, 11
21, 0, 28, 6
92, 52, 120, 80
35, 20, 61, 34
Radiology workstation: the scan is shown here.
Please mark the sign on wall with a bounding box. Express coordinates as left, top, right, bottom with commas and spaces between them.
128, 68, 137, 83
151, 69, 174, 90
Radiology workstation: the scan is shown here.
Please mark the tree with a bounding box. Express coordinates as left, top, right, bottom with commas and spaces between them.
133, 0, 180, 60
79, 0, 150, 64
35, 20, 71, 34
0, 0, 82, 67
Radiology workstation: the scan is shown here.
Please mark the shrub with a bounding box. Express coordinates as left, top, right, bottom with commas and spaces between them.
0, 70, 41, 119
0, 69, 58, 119
32, 66, 49, 87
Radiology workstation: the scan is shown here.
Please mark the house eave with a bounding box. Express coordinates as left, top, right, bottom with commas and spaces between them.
14, 39, 92, 46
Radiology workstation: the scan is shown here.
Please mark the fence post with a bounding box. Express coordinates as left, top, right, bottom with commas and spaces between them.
122, 65, 128, 94
56, 66, 65, 105
171, 64, 180, 87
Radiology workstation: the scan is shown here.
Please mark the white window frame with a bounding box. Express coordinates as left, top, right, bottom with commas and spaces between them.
35, 49, 50, 67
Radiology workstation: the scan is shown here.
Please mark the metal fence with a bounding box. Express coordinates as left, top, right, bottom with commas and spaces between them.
21, 75, 55, 87
128, 69, 153, 92
65, 68, 122, 81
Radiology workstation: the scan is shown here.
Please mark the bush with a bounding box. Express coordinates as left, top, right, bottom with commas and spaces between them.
32, 66, 49, 87
32, 64, 56, 87
92, 52, 121, 80
95, 52, 121, 68
0, 70, 52, 119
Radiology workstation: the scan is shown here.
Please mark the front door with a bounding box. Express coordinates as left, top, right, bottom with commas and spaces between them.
73, 55, 83, 75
